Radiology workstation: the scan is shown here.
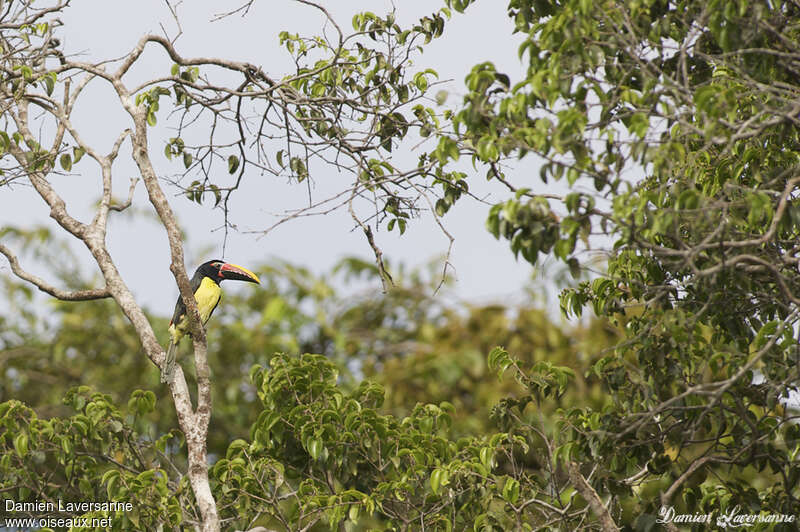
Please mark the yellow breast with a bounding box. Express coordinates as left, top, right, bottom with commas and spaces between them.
195, 276, 222, 324
169, 277, 222, 343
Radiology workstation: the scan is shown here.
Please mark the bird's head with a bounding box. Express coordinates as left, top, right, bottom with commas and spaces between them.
197, 260, 261, 284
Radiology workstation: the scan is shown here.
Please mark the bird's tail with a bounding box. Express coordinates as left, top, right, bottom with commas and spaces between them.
161, 341, 178, 383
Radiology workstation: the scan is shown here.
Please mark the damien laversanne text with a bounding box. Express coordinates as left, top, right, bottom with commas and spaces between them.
5, 499, 134, 513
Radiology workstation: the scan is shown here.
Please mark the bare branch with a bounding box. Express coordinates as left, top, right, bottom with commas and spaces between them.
110, 177, 140, 212
361, 224, 393, 293
0, 244, 110, 300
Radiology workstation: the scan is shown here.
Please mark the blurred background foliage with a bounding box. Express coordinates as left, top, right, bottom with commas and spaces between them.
0, 228, 619, 460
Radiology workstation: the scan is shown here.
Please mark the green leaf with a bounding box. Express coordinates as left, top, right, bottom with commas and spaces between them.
289, 157, 308, 181
753, 320, 778, 350
13, 432, 28, 458
43, 74, 55, 96
502, 477, 520, 504
308, 438, 323, 460
61, 436, 72, 456
435, 199, 449, 217
480, 447, 493, 468
228, 155, 240, 174
59, 153, 72, 172
487, 347, 512, 378
430, 468, 448, 495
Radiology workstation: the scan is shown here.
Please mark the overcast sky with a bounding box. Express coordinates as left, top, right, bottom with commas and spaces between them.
0, 1, 564, 315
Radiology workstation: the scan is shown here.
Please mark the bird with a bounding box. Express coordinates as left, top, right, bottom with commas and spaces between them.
161, 259, 260, 383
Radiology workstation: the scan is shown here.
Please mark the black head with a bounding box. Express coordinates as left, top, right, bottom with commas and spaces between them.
195, 260, 261, 284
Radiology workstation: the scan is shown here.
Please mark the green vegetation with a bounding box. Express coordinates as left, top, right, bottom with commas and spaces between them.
1, 257, 615, 530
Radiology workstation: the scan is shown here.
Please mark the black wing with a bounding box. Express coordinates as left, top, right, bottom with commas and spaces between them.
169, 271, 204, 326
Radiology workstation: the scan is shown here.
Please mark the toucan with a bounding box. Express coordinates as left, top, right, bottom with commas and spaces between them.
161, 259, 260, 383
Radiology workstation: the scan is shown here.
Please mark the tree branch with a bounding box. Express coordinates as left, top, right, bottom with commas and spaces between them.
0, 244, 110, 300
565, 462, 619, 532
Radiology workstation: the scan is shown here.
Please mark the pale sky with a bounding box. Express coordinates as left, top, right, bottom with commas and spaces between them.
0, 1, 560, 315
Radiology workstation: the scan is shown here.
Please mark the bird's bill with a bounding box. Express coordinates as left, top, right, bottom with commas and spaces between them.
219, 263, 261, 284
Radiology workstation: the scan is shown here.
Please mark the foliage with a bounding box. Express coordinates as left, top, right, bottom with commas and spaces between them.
1, 253, 622, 529
214, 352, 582, 531
142, 4, 468, 254
438, 0, 800, 525
0, 389, 185, 530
